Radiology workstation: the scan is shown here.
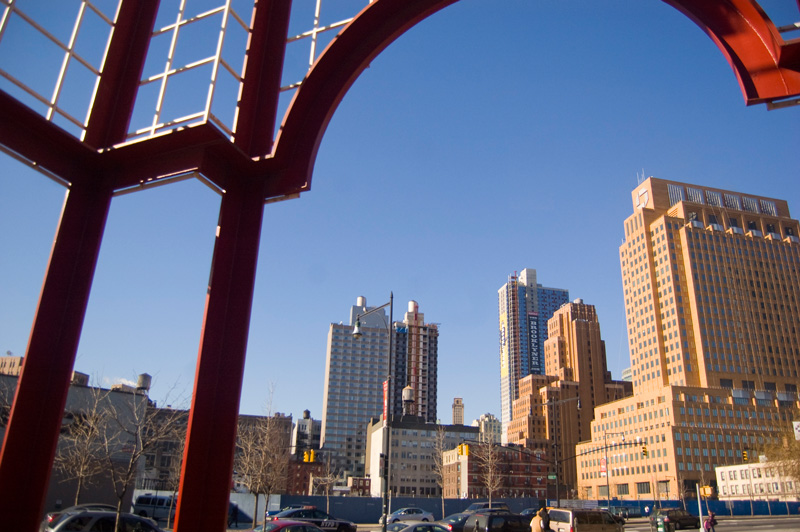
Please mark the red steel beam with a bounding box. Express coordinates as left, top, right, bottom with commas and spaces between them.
173, 176, 266, 532
84, 0, 160, 149
234, 0, 292, 157
0, 180, 112, 532
664, 0, 800, 105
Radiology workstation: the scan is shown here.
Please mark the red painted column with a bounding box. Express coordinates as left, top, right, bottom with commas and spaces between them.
174, 177, 266, 532
0, 180, 112, 532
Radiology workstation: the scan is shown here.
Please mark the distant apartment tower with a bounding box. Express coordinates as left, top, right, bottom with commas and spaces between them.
393, 301, 439, 423
576, 177, 800, 501
322, 297, 391, 479
498, 269, 569, 441
322, 297, 438, 479
471, 412, 502, 444
452, 398, 464, 425
291, 409, 321, 458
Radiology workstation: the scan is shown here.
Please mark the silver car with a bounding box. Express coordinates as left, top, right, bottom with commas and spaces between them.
385, 508, 436, 523
51, 510, 164, 532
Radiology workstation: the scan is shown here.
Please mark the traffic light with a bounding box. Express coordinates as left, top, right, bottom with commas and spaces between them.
641, 445, 648, 458
309, 449, 315, 462
464, 444, 470, 456
303, 451, 310, 462
743, 450, 748, 461
457, 444, 463, 455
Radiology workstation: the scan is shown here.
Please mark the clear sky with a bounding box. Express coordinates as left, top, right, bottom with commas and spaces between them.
1, 1, 799, 425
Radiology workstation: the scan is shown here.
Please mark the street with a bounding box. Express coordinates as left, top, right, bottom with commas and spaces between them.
624, 516, 800, 532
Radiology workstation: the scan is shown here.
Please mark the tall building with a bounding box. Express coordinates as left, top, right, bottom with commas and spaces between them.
507, 300, 632, 497
452, 398, 464, 425
322, 297, 391, 479
321, 296, 438, 480
576, 177, 800, 502
393, 301, 439, 423
498, 269, 569, 441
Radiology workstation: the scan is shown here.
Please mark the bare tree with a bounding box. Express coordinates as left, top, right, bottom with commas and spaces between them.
431, 426, 448, 519
762, 419, 800, 482
472, 442, 502, 504
311, 456, 342, 514
99, 390, 186, 532
234, 390, 291, 528
53, 386, 111, 505
162, 423, 187, 530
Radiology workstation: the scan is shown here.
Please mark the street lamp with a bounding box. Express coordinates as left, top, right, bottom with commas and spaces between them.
352, 293, 393, 532
603, 431, 625, 508
543, 395, 580, 508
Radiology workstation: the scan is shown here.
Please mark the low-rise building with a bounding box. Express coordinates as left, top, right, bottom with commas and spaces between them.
716, 459, 800, 502
366, 415, 479, 497
442, 442, 549, 499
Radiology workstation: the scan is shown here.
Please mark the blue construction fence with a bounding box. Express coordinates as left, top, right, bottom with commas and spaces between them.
231, 495, 800, 524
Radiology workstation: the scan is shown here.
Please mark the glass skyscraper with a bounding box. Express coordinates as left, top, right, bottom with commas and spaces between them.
498, 269, 569, 442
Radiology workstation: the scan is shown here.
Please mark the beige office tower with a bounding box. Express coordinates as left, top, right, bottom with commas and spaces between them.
576, 177, 800, 502
508, 300, 632, 498
453, 397, 464, 425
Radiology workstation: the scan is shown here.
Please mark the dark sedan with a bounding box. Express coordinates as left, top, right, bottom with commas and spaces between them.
437, 513, 471, 532
649, 508, 700, 530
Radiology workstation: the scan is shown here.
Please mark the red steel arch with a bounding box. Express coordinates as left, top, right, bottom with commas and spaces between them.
0, 1, 797, 531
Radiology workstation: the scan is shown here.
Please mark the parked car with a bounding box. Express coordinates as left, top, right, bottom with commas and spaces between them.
252, 519, 326, 532
266, 507, 357, 532
267, 505, 315, 516
463, 512, 529, 532
463, 502, 510, 514
649, 508, 699, 530
132, 493, 177, 520
397, 523, 451, 532
597, 507, 626, 524
41, 504, 117, 532
383, 508, 435, 524
50, 510, 163, 532
437, 512, 472, 532
532, 508, 622, 532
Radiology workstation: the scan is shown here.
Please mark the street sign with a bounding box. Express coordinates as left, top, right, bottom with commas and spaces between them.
548, 474, 557, 480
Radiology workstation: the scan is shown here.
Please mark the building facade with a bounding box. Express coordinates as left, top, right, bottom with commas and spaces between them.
716, 459, 800, 502
365, 415, 479, 498
442, 442, 550, 500
576, 177, 800, 502
471, 412, 502, 444
498, 269, 569, 441
291, 409, 321, 458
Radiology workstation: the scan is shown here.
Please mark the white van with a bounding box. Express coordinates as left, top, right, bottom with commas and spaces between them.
132, 494, 176, 520
532, 508, 623, 532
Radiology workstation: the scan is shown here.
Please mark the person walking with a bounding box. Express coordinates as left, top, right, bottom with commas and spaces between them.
537, 506, 551, 532
703, 512, 717, 532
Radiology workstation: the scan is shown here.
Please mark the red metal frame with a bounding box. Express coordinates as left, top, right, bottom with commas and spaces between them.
0, 1, 798, 531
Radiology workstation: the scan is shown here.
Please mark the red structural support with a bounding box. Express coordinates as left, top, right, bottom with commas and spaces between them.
0, 181, 113, 532
175, 177, 266, 532
0, 1, 798, 531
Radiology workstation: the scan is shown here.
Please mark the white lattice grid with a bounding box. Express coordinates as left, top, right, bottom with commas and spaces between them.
0, 0, 371, 145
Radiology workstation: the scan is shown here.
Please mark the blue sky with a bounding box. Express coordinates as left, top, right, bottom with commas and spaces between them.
1, 1, 799, 425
